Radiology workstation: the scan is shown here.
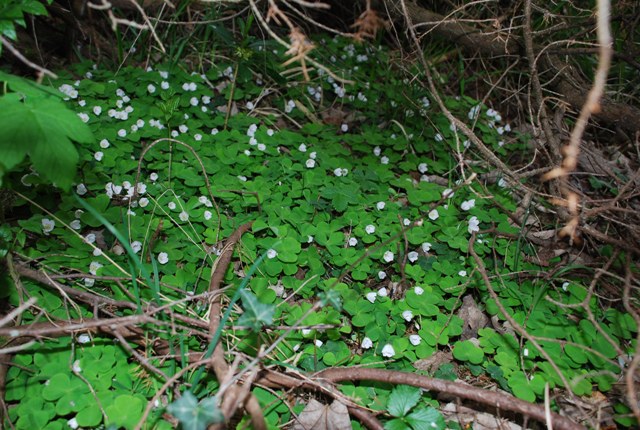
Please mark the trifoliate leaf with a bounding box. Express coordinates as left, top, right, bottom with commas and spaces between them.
238, 289, 275, 330
167, 391, 224, 430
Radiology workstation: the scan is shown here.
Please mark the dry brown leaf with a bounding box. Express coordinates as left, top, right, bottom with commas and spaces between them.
292, 399, 352, 430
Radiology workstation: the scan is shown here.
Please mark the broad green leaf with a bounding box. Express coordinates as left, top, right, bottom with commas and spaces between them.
387, 385, 421, 418
405, 407, 446, 430
0, 96, 93, 190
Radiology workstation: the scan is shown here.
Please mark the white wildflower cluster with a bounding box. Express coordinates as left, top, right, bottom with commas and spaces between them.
307, 85, 322, 102
104, 180, 147, 207
181, 82, 197, 91
284, 99, 296, 113
333, 168, 348, 177
221, 66, 234, 80
58, 83, 78, 99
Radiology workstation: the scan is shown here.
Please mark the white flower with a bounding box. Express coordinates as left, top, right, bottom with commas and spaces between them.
310, 151, 317, 159
77, 334, 91, 344
75, 209, 83, 219
315, 339, 323, 348
89, 261, 102, 275
468, 105, 481, 120
306, 159, 316, 168
459, 270, 467, 277
364, 224, 375, 234
418, 163, 428, 173
194, 134, 202, 141
442, 188, 454, 198
84, 277, 95, 287
366, 292, 377, 303
409, 335, 421, 346
117, 129, 127, 137
378, 271, 386, 280
435, 133, 443, 142
131, 241, 142, 253
204, 210, 212, 220
498, 178, 507, 188
377, 287, 388, 297
179, 211, 189, 221
468, 216, 480, 234
99, 139, 110, 148
523, 348, 529, 357
150, 172, 158, 182
211, 128, 219, 135
402, 310, 413, 322
403, 218, 411, 226
70, 220, 81, 230
348, 237, 358, 247
307, 235, 314, 243
381, 344, 395, 358
361, 337, 373, 349
408, 251, 419, 263
93, 106, 102, 116
147, 84, 156, 93
159, 70, 168, 79
380, 156, 389, 165
77, 113, 89, 123
168, 202, 176, 210
76, 183, 87, 195
461, 199, 475, 211
334, 168, 343, 177
158, 252, 169, 264
246, 101, 254, 110
373, 146, 381, 156
341, 124, 349, 132
301, 329, 312, 336
68, 417, 79, 429
84, 233, 96, 244
383, 251, 394, 262
505, 123, 511, 132
267, 249, 277, 259
487, 108, 497, 118
92, 248, 102, 257
257, 143, 266, 151
138, 197, 149, 208
42, 218, 55, 234
562, 282, 569, 291
58, 83, 78, 99
428, 209, 439, 220
179, 124, 188, 133
376, 201, 385, 210
414, 286, 424, 295
94, 151, 103, 161
298, 143, 307, 152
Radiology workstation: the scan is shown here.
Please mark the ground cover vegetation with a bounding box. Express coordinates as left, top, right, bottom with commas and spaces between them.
0, 1, 638, 430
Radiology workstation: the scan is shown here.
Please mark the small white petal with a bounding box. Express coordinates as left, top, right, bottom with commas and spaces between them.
381, 344, 395, 358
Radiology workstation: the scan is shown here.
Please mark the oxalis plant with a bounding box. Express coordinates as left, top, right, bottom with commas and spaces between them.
0, 35, 637, 430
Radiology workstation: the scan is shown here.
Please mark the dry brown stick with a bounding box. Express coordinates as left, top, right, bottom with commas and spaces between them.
316, 367, 585, 430
14, 262, 212, 331
205, 221, 266, 430
347, 406, 384, 430
254, 368, 385, 430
